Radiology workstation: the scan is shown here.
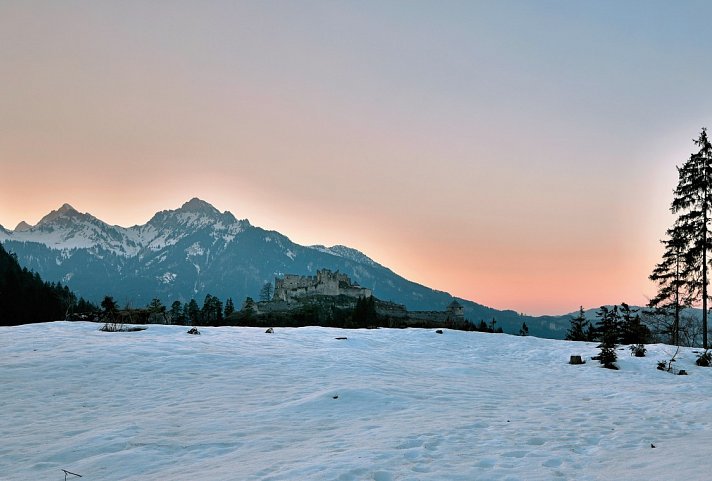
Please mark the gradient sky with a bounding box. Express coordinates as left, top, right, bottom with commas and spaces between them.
2, 1, 712, 315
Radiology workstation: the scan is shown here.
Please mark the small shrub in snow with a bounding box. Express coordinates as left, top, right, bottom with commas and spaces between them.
595, 306, 618, 369
187, 327, 200, 335
696, 350, 711, 367
658, 346, 683, 374
599, 345, 618, 369
630, 344, 646, 357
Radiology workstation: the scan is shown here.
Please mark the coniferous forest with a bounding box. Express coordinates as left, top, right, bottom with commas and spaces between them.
0, 243, 80, 325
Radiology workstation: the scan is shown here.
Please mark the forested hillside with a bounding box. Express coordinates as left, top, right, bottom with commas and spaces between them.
0, 243, 76, 325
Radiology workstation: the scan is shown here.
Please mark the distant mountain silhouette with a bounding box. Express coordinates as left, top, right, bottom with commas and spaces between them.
0, 198, 571, 337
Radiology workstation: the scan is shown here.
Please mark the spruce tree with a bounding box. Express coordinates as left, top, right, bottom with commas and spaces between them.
224, 297, 235, 318
619, 302, 650, 345
260, 282, 273, 302
519, 322, 529, 336
101, 296, 118, 320
169, 300, 184, 325
668, 128, 712, 348
186, 298, 200, 325
648, 228, 689, 345
566, 306, 590, 341
595, 306, 619, 369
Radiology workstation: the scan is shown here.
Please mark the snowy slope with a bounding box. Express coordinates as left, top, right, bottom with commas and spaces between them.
1, 322, 710, 481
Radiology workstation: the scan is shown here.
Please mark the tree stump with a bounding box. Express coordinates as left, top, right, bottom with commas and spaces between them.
569, 355, 585, 365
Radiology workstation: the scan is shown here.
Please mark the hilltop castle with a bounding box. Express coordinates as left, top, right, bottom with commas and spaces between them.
273, 269, 372, 302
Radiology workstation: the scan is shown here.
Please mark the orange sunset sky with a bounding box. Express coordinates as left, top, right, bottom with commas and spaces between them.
2, 1, 712, 315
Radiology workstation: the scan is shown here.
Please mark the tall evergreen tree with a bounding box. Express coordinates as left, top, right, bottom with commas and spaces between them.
146, 297, 167, 324
668, 128, 712, 348
224, 297, 235, 318
619, 302, 650, 345
169, 300, 184, 325
566, 306, 591, 341
196, 294, 225, 325
101, 296, 119, 321
259, 282, 274, 302
595, 306, 619, 369
147, 298, 165, 313
649, 228, 689, 345
186, 298, 200, 325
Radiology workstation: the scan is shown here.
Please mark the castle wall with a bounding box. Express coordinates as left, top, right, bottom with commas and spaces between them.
273, 269, 371, 302
409, 311, 450, 323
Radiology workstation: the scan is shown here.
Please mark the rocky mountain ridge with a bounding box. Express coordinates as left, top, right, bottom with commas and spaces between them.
0, 199, 570, 337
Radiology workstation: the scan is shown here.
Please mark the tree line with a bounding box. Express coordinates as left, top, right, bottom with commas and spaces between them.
94, 293, 237, 327
0, 242, 94, 326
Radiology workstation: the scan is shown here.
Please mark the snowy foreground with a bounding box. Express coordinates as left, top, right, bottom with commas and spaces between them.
2, 322, 712, 481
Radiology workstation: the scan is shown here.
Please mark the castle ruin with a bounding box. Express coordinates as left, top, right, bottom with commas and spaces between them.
273, 269, 372, 302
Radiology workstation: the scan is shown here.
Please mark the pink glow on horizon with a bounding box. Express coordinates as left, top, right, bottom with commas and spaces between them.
2, 2, 712, 315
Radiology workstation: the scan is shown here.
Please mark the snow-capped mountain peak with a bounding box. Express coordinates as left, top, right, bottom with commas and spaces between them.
14, 221, 32, 232
0, 198, 566, 337
0, 203, 138, 254
36, 203, 81, 226
178, 197, 221, 215
0, 199, 249, 258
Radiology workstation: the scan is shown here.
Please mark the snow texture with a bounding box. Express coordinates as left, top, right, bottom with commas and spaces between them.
2, 322, 711, 480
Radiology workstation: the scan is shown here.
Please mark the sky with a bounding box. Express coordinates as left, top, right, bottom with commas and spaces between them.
2, 1, 712, 316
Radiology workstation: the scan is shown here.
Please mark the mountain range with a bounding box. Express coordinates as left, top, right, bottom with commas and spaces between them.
0, 198, 572, 337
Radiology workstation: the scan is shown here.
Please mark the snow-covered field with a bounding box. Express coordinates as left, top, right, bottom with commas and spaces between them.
2, 322, 711, 481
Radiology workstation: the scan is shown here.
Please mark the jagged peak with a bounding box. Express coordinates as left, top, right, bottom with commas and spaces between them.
178, 198, 220, 214
14, 221, 32, 232
36, 203, 82, 226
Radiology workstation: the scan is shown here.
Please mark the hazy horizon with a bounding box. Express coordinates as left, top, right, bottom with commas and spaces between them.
2, 1, 712, 315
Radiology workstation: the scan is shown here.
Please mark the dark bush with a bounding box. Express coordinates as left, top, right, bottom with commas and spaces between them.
696, 350, 711, 367
630, 344, 646, 357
